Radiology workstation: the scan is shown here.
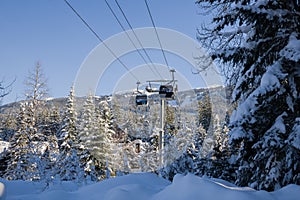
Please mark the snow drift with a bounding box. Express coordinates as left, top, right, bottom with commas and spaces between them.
1, 173, 300, 200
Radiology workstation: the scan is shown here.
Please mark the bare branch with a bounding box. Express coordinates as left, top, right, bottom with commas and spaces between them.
0, 78, 15, 105
24, 61, 49, 102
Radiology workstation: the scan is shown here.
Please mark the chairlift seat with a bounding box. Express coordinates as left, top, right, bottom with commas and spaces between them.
136, 94, 148, 105
159, 85, 174, 99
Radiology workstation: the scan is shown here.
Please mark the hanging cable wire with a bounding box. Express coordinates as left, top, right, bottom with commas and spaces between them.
104, 0, 162, 79
144, 0, 170, 69
63, 0, 139, 81
114, 0, 163, 79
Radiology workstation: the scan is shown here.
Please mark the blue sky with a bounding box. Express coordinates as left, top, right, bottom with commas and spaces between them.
0, 0, 212, 104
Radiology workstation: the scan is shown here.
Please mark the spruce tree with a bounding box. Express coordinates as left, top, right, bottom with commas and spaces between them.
86, 100, 115, 178
197, 0, 300, 190
197, 92, 211, 132
38, 108, 60, 183
78, 94, 102, 181
160, 115, 199, 180
139, 141, 159, 172
0, 112, 16, 141
56, 86, 83, 181
5, 102, 39, 180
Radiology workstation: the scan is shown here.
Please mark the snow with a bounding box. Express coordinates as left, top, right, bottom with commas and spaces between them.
260, 69, 280, 91
0, 182, 5, 200
1, 173, 300, 200
280, 33, 300, 62
0, 141, 9, 154
289, 118, 300, 150
45, 97, 54, 101
230, 62, 288, 142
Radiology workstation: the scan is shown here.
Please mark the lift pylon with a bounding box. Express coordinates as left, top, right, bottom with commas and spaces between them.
144, 69, 178, 167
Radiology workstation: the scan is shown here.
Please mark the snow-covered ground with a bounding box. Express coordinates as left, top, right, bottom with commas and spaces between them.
0, 141, 9, 154
1, 173, 299, 200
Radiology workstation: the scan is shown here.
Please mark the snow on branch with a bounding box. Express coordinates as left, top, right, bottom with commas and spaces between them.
280, 32, 300, 62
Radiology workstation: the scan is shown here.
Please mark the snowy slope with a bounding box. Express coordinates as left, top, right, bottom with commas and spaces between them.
1, 173, 300, 200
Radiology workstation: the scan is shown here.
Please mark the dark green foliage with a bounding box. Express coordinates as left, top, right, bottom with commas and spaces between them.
197, 92, 211, 131
197, 0, 300, 191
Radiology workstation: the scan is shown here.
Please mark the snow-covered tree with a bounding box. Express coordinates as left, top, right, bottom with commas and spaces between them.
165, 105, 176, 136
92, 100, 115, 178
78, 94, 103, 181
197, 0, 300, 191
38, 107, 61, 138
111, 96, 122, 123
197, 92, 211, 132
121, 141, 140, 173
164, 120, 194, 166
160, 115, 200, 180
79, 95, 95, 145
0, 112, 17, 141
56, 86, 83, 181
4, 103, 27, 180
0, 144, 9, 177
200, 114, 227, 158
38, 108, 60, 183
197, 114, 233, 181
139, 141, 159, 172
5, 102, 40, 180
285, 118, 300, 186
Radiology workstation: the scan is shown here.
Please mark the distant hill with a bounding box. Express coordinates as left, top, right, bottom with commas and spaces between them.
0, 86, 231, 115
0, 96, 109, 115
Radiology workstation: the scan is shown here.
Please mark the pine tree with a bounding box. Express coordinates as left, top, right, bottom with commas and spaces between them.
197, 92, 211, 132
160, 115, 199, 180
5, 102, 40, 180
198, 115, 233, 181
79, 95, 95, 145
38, 108, 60, 183
0, 112, 17, 141
197, 0, 300, 191
26, 102, 43, 180
3, 104, 28, 180
0, 145, 10, 178
111, 96, 122, 124
10, 62, 51, 181
121, 141, 140, 173
165, 105, 176, 134
285, 118, 300, 186
91, 100, 115, 178
56, 86, 83, 181
139, 141, 159, 172
78, 94, 102, 181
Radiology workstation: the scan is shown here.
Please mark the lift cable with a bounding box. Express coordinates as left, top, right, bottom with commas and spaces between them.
144, 0, 170, 70
104, 0, 162, 80
63, 0, 140, 82
114, 0, 164, 80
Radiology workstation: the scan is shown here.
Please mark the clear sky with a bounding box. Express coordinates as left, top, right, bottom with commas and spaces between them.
0, 0, 212, 104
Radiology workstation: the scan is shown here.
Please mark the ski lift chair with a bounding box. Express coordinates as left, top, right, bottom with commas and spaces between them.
135, 94, 148, 106
159, 85, 174, 99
